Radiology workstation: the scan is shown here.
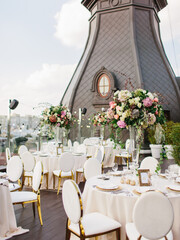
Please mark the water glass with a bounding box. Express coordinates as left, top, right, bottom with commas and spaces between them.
112, 163, 118, 172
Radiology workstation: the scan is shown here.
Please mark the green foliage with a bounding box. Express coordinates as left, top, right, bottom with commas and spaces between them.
15, 137, 28, 147
162, 121, 174, 145
155, 144, 167, 174
109, 126, 125, 149
147, 126, 156, 144
171, 123, 180, 166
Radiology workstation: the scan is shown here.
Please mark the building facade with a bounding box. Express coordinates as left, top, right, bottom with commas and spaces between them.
61, 0, 180, 138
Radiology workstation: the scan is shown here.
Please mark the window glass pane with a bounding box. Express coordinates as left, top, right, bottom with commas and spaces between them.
104, 77, 108, 85
98, 74, 110, 97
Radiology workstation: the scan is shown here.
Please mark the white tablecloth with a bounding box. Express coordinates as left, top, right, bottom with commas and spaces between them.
71, 175, 180, 240
35, 154, 86, 189
0, 179, 28, 239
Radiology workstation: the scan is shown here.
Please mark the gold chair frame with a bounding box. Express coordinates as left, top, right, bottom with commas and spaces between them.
12, 163, 44, 226
53, 170, 74, 195
65, 181, 121, 240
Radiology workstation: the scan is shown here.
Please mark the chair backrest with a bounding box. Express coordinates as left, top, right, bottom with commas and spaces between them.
68, 139, 72, 149
5, 147, 11, 163
77, 144, 86, 154
140, 157, 159, 174
89, 137, 99, 145
96, 146, 104, 164
133, 191, 174, 239
62, 180, 82, 224
83, 138, 90, 145
59, 152, 75, 172
21, 151, 35, 172
84, 158, 102, 180
7, 156, 23, 182
18, 145, 28, 156
32, 161, 43, 192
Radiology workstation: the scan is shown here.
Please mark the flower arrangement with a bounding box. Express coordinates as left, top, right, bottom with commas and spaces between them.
107, 89, 165, 130
41, 105, 73, 130
92, 111, 108, 127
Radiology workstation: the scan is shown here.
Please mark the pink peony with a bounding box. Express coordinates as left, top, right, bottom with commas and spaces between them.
107, 109, 114, 119
143, 97, 153, 107
153, 97, 159, 103
109, 101, 116, 109
114, 114, 119, 120
61, 111, 66, 117
117, 120, 126, 128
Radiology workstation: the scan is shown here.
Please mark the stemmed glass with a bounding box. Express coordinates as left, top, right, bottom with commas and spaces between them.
112, 163, 118, 172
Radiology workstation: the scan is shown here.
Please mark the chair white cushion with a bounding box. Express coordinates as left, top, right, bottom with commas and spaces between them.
11, 191, 37, 203
32, 161, 42, 192
9, 183, 21, 192
69, 212, 121, 236
84, 158, 101, 180
140, 157, 159, 174
24, 171, 33, 177
53, 170, 73, 177
7, 156, 23, 182
76, 168, 83, 173
126, 223, 173, 240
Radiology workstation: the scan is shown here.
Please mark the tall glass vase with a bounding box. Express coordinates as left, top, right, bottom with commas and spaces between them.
55, 127, 63, 145
100, 125, 105, 144
128, 126, 135, 154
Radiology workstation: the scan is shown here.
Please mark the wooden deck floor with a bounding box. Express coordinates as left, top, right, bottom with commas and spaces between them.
12, 185, 85, 240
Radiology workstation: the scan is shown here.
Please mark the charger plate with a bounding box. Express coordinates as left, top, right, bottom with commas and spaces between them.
133, 187, 153, 195
167, 185, 180, 192
158, 173, 166, 178
96, 183, 121, 191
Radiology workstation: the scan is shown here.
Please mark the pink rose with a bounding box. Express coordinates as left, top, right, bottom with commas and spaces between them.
143, 97, 153, 107
153, 97, 158, 103
57, 123, 60, 127
155, 110, 158, 115
107, 109, 114, 119
49, 115, 57, 123
114, 114, 119, 120
109, 101, 116, 109
117, 120, 126, 128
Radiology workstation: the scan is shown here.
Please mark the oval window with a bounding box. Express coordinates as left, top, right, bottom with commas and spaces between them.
97, 74, 110, 98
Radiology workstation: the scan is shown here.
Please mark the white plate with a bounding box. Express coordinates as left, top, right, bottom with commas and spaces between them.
110, 171, 123, 176
39, 154, 49, 157
96, 183, 119, 191
167, 185, 180, 192
72, 152, 84, 156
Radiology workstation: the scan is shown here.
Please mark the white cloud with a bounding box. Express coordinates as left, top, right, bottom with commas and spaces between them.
54, 0, 90, 49
0, 64, 76, 116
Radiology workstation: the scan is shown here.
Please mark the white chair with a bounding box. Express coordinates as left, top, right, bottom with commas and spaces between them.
5, 147, 11, 163
83, 138, 90, 145
126, 191, 174, 240
7, 156, 23, 192
84, 158, 102, 180
140, 156, 159, 174
62, 180, 121, 240
10, 161, 43, 225
96, 146, 104, 172
21, 151, 35, 186
53, 152, 75, 195
77, 144, 86, 154
18, 145, 28, 157
68, 139, 72, 150
73, 141, 80, 153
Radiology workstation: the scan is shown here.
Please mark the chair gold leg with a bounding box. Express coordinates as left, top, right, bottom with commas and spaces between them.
32, 202, 35, 217
37, 197, 43, 226
22, 203, 25, 208
95, 237, 98, 240
116, 228, 120, 240
57, 177, 61, 195
53, 174, 55, 190
28, 177, 29, 186
46, 173, 49, 189
76, 171, 78, 184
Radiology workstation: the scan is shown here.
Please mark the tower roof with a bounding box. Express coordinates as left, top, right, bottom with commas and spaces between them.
82, 0, 168, 11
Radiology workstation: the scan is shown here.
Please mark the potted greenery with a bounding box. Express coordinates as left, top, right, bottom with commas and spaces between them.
163, 121, 174, 159
171, 123, 180, 166
148, 123, 165, 158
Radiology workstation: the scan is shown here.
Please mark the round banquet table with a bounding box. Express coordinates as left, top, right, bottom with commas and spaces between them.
76, 174, 180, 240
0, 179, 28, 239
35, 154, 87, 189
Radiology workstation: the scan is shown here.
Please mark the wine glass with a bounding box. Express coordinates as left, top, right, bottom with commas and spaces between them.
112, 163, 118, 172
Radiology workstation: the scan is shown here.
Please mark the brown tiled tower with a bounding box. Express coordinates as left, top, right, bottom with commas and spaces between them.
61, 0, 180, 133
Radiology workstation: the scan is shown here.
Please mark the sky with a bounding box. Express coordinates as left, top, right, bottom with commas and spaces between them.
0, 0, 179, 116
